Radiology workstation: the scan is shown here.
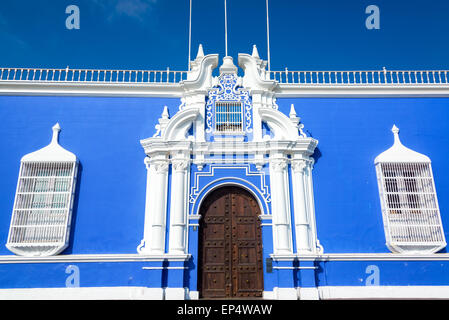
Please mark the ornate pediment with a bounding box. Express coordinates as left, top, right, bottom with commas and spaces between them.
142, 46, 316, 156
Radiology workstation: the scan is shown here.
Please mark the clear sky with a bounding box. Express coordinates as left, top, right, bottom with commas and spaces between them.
0, 0, 448, 71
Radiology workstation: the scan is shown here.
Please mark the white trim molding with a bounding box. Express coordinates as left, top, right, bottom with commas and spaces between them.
318, 286, 449, 300
266, 285, 449, 300
0, 253, 191, 264
0, 285, 447, 300
271, 252, 449, 262
0, 287, 165, 300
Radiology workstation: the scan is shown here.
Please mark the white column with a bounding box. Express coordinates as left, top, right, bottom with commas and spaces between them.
269, 156, 292, 254
168, 158, 189, 254
139, 157, 153, 253
138, 156, 169, 254
304, 159, 320, 253
291, 159, 312, 253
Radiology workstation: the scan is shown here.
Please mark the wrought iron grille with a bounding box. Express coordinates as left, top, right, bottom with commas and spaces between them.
7, 161, 77, 254
215, 101, 243, 133
377, 162, 445, 248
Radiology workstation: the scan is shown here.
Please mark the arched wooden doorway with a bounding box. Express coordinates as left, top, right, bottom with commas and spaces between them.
198, 186, 264, 299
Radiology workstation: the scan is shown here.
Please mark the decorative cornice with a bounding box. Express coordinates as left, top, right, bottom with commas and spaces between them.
275, 84, 449, 98
0, 81, 184, 97
2, 82, 449, 98
141, 140, 317, 158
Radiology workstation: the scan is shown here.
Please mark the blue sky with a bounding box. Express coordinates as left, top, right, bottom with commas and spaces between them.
0, 0, 448, 71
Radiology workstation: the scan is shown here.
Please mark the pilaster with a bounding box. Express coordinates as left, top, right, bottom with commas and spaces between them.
138, 155, 169, 255
269, 153, 292, 254
168, 157, 190, 254
291, 158, 312, 253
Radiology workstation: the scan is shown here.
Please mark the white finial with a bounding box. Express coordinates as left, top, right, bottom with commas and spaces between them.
196, 44, 204, 59
289, 104, 297, 117
392, 124, 399, 134
289, 104, 301, 130
51, 123, 61, 144
252, 45, 260, 59
161, 106, 170, 119
392, 124, 401, 145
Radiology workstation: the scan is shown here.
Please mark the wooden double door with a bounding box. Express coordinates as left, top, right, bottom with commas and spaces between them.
198, 186, 264, 299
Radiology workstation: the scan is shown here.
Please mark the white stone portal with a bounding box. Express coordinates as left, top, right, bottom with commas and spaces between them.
138, 47, 321, 257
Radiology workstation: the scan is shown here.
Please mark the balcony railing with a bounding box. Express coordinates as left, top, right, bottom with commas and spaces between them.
268, 68, 449, 85
1, 66, 449, 86
0, 67, 188, 84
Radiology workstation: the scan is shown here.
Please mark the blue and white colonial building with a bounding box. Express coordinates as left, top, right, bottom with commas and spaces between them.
1, 45, 449, 299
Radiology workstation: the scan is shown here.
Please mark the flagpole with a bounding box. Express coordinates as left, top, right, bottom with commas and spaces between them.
224, 0, 228, 57
266, 0, 271, 71
188, 0, 192, 70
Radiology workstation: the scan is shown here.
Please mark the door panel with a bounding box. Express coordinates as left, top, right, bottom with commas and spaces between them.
199, 186, 263, 299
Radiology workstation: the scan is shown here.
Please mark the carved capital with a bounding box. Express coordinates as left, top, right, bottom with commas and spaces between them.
291, 159, 307, 173
151, 160, 169, 173
270, 159, 287, 172
172, 159, 189, 172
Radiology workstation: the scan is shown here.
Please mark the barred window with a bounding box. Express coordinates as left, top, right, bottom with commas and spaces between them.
215, 101, 243, 133
6, 124, 78, 257
375, 126, 446, 253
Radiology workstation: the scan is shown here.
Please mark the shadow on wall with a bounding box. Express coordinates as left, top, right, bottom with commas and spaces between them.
312, 147, 322, 166
305, 130, 322, 166
161, 260, 169, 288
183, 256, 196, 289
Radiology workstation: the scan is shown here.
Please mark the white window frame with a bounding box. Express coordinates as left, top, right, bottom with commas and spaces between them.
375, 126, 446, 254
6, 124, 78, 257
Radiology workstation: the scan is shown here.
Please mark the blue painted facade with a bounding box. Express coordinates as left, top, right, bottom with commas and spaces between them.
1, 62, 449, 298
277, 97, 449, 254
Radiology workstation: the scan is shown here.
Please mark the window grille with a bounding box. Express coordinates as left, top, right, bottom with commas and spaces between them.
215, 101, 243, 133
6, 124, 78, 257
375, 126, 446, 253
